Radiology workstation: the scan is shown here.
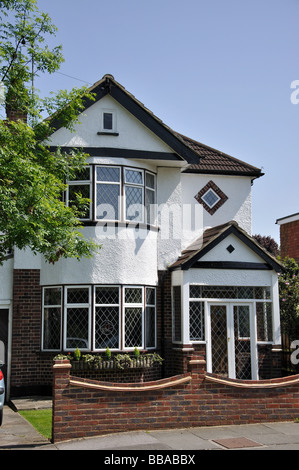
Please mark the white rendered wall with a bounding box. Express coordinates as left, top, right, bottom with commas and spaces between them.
181, 174, 252, 234
47, 95, 174, 154
0, 258, 13, 301
40, 226, 158, 286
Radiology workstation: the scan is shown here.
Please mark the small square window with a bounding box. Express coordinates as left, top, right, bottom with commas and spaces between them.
195, 180, 228, 215
202, 188, 220, 209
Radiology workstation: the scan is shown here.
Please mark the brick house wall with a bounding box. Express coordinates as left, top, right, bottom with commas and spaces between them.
11, 269, 44, 396
279, 219, 299, 262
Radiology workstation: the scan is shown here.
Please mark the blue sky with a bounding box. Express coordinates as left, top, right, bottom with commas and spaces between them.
35, 0, 299, 244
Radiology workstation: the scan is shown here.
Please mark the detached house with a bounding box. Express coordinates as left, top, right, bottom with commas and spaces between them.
0, 75, 282, 398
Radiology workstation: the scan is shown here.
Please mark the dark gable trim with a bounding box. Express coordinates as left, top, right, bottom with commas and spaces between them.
183, 168, 263, 178
48, 84, 108, 132
188, 261, 272, 270
48, 146, 181, 161
178, 225, 282, 273
48, 77, 200, 165
109, 85, 199, 164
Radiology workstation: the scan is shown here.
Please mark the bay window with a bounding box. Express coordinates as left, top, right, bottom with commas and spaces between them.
42, 285, 156, 352
66, 165, 156, 224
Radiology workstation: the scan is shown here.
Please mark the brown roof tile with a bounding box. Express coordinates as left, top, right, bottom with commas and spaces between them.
176, 133, 263, 177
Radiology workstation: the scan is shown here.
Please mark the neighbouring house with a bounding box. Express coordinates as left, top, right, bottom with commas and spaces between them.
0, 74, 283, 398
276, 212, 299, 262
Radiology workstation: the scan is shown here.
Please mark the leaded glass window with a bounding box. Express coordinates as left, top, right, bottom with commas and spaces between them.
201, 188, 220, 209
66, 165, 156, 224
124, 287, 143, 348
42, 287, 62, 350
67, 166, 92, 220
65, 286, 91, 350
95, 286, 120, 350
256, 302, 273, 342
42, 285, 156, 352
189, 285, 271, 300
96, 166, 121, 220
189, 301, 204, 341
145, 172, 156, 225
124, 169, 144, 222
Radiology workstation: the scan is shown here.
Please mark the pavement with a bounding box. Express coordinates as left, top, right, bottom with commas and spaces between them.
2, 398, 299, 451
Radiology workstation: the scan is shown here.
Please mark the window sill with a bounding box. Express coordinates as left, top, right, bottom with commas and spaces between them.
83, 220, 160, 232
97, 131, 119, 136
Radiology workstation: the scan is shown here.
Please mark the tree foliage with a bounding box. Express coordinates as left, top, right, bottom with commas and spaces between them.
253, 234, 280, 257
0, 0, 100, 264
278, 257, 299, 341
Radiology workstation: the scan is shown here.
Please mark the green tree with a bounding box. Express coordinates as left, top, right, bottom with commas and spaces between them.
0, 0, 100, 264
278, 257, 299, 341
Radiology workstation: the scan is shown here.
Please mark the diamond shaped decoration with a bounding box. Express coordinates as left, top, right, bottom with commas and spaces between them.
195, 180, 228, 215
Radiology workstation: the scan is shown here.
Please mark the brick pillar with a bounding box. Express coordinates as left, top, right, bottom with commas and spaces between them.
11, 269, 42, 396
52, 359, 72, 443
188, 355, 206, 377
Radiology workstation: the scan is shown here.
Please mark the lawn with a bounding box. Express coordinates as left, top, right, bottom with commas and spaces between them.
19, 408, 52, 440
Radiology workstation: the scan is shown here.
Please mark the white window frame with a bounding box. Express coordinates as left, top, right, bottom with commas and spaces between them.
124, 168, 145, 223
66, 166, 92, 220
64, 286, 91, 351
123, 286, 144, 351
100, 109, 117, 133
201, 188, 221, 209
145, 171, 157, 225
95, 165, 122, 221
145, 287, 157, 349
93, 285, 121, 351
42, 286, 62, 351
41, 285, 157, 352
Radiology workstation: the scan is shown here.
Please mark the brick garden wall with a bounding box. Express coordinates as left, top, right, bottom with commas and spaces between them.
52, 358, 299, 443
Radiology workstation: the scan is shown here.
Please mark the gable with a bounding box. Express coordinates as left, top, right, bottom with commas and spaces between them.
170, 221, 282, 272
47, 74, 200, 165
47, 95, 179, 156
199, 233, 268, 265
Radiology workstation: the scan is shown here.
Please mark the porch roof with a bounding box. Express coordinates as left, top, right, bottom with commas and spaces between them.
169, 221, 283, 272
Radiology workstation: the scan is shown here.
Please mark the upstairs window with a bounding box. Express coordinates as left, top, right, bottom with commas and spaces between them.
66, 167, 92, 220
103, 112, 113, 130
98, 110, 118, 135
125, 169, 144, 222
67, 165, 156, 224
96, 166, 121, 220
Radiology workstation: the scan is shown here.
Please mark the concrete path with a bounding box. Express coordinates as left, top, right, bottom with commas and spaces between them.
2, 399, 299, 450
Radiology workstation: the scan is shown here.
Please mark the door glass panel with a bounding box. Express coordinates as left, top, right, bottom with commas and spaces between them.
210, 305, 228, 377
234, 305, 252, 379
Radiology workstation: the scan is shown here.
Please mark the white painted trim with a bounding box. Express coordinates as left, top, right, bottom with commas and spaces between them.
276, 213, 299, 225
206, 301, 258, 380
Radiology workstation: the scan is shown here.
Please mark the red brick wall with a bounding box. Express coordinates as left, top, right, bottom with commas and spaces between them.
11, 269, 44, 395
280, 220, 299, 261
52, 359, 299, 443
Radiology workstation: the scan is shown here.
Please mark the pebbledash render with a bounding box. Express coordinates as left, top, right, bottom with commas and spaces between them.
0, 75, 282, 398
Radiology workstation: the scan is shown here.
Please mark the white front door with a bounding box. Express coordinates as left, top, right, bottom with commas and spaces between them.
206, 302, 258, 379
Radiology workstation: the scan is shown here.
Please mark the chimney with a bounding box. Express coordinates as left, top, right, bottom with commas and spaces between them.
5, 105, 28, 123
